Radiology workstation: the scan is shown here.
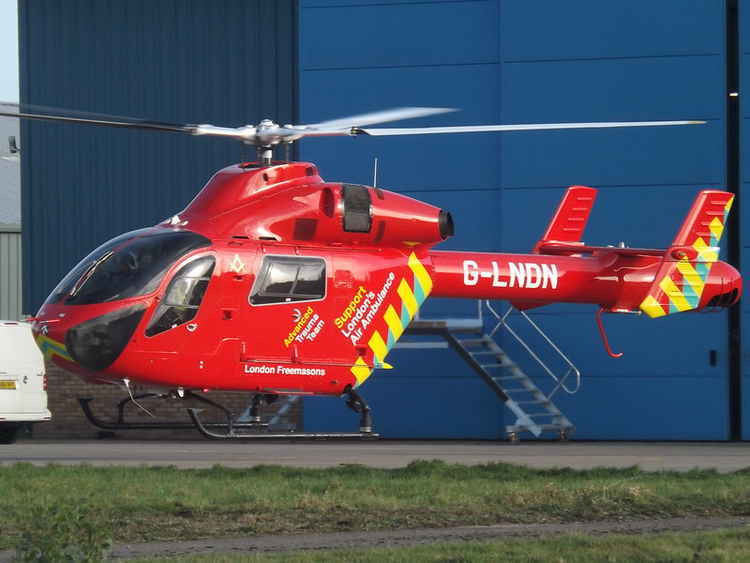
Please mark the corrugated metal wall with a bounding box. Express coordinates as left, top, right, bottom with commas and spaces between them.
19, 0, 297, 313
0, 226, 22, 320
300, 0, 736, 439
740, 0, 749, 439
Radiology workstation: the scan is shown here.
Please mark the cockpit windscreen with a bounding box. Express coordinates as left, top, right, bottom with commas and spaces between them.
44, 229, 211, 306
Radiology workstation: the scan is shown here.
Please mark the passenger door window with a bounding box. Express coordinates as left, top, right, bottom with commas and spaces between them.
249, 256, 325, 305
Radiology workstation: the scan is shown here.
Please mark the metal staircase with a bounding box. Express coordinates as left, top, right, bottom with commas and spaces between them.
403, 301, 580, 441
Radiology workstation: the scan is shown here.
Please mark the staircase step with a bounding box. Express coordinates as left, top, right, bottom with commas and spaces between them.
453, 329, 574, 438
507, 423, 572, 433
457, 339, 488, 346
494, 374, 524, 381
515, 400, 550, 405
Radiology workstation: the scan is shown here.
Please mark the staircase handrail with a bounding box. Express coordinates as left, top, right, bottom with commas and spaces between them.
484, 301, 581, 396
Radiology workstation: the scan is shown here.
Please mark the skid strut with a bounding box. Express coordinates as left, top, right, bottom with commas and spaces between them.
345, 388, 373, 433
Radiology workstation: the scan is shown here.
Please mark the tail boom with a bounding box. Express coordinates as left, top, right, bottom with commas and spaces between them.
427, 190, 741, 315
428, 250, 621, 306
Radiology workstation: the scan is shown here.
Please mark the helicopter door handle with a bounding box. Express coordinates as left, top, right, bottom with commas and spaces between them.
186, 323, 198, 332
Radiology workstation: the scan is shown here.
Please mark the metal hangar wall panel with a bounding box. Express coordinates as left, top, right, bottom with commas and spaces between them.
0, 226, 22, 320
740, 0, 750, 440
498, 0, 727, 441
299, 0, 506, 438
299, 0, 733, 439
19, 0, 297, 313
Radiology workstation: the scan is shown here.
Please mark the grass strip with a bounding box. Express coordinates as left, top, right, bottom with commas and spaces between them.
130, 527, 750, 562
1, 460, 749, 549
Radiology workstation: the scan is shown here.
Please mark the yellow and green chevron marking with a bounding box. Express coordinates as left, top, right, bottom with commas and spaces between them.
35, 334, 74, 362
640, 195, 733, 318
350, 252, 433, 387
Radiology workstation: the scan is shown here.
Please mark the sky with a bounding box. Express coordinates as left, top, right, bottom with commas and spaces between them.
0, 1, 18, 103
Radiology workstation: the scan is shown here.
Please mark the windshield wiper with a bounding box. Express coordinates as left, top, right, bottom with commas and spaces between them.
68, 250, 115, 298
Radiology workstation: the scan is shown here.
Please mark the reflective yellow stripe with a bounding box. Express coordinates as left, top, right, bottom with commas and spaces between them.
709, 216, 724, 243
659, 276, 691, 312
35, 334, 73, 362
350, 356, 371, 386
408, 253, 433, 295
384, 305, 404, 341
640, 294, 667, 318
368, 330, 388, 363
693, 237, 719, 263
675, 260, 705, 295
397, 279, 418, 317
726, 196, 735, 212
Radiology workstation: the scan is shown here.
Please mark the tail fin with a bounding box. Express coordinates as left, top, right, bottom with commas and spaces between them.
639, 190, 735, 318
533, 186, 597, 252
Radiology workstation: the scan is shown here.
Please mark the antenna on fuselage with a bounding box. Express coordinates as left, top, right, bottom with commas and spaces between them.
373, 157, 378, 187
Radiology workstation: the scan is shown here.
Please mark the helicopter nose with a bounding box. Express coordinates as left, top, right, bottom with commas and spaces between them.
32, 316, 72, 362
65, 305, 146, 371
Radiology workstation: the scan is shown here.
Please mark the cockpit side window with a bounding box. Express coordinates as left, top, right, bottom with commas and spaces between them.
145, 256, 215, 337
249, 256, 326, 305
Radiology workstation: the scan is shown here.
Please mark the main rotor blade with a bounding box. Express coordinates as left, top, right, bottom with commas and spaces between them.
0, 106, 194, 134
357, 120, 706, 136
0, 100, 706, 148
306, 107, 457, 130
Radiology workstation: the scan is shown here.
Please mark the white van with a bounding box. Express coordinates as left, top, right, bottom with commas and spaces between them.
0, 321, 51, 443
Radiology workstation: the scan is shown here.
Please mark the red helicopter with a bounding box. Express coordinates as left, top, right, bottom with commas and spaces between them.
6, 105, 742, 439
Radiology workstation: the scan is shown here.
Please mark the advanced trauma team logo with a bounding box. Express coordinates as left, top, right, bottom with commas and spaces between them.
284, 306, 324, 348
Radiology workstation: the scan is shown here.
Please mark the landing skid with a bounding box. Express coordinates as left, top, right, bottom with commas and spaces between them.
78, 387, 379, 440
78, 395, 260, 432
186, 387, 379, 440
187, 408, 378, 440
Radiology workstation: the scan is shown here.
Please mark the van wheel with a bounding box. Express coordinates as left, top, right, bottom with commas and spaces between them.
0, 424, 19, 444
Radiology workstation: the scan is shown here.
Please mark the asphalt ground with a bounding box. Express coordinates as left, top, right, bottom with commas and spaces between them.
1, 440, 749, 472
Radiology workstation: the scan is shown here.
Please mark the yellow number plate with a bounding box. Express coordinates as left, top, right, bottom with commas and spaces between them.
0, 380, 16, 390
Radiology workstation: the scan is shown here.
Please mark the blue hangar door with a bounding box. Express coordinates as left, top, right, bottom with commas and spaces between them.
299, 0, 732, 440
740, 0, 750, 440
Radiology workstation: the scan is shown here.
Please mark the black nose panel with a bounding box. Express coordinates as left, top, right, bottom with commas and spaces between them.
66, 305, 146, 371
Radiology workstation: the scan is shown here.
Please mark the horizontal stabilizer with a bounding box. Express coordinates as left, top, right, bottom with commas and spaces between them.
534, 186, 597, 252
537, 243, 664, 257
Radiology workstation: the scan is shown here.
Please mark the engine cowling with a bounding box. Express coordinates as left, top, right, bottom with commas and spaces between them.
314, 183, 454, 247
179, 163, 453, 248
